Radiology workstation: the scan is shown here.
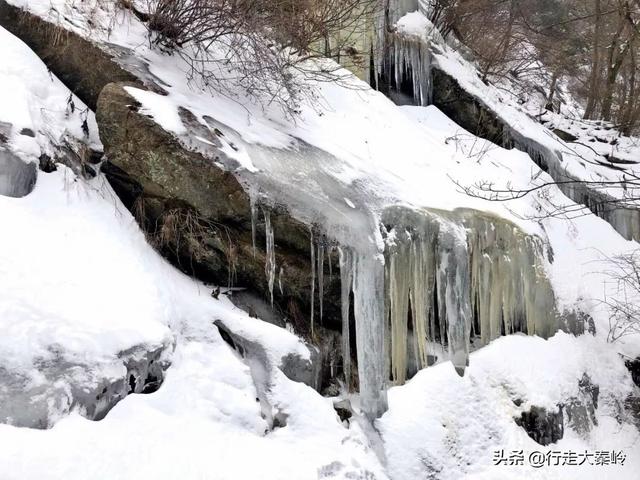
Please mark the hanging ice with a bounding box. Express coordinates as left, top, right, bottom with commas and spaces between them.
310, 229, 316, 336
263, 209, 276, 306
318, 243, 325, 324
338, 247, 353, 389
352, 246, 388, 420
381, 206, 557, 384
250, 196, 258, 258
437, 225, 471, 376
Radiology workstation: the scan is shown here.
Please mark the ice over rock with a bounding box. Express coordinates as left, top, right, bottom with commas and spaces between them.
0, 1, 567, 422
120, 59, 563, 422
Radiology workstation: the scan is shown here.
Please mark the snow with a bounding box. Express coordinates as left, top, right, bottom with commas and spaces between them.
124, 86, 187, 135
1, 1, 640, 478
0, 25, 100, 162
380, 332, 640, 480
0, 337, 386, 480
0, 162, 385, 478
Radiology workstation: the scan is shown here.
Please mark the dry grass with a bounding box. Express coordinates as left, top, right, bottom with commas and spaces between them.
133, 200, 239, 287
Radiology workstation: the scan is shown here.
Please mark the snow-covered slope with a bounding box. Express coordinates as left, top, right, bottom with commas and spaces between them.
0, 165, 387, 479
0, 1, 639, 479
0, 24, 100, 162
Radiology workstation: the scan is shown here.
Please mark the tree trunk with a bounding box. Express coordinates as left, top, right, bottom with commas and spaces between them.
584, 0, 602, 119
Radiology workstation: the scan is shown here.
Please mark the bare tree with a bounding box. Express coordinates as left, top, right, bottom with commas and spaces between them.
143, 0, 377, 112
601, 250, 640, 342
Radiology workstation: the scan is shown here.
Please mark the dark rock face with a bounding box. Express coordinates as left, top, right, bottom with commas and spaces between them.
625, 357, 640, 388
552, 128, 578, 143
333, 398, 353, 423
0, 343, 172, 429
624, 395, 640, 430
514, 406, 564, 445
430, 68, 505, 146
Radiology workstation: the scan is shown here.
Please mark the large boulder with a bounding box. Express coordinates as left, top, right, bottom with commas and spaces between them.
96, 82, 342, 333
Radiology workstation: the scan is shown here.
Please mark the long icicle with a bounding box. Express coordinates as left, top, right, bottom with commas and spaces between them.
338, 247, 353, 390
318, 242, 325, 324
352, 248, 388, 420
263, 209, 276, 307
310, 229, 316, 337
250, 196, 258, 258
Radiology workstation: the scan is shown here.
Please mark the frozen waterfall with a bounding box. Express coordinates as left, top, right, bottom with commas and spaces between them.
377, 207, 558, 385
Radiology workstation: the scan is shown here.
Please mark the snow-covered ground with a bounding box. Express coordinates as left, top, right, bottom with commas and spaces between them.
0, 1, 639, 479
0, 167, 386, 480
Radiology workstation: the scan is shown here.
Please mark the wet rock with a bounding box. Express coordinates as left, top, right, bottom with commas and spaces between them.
514, 405, 564, 445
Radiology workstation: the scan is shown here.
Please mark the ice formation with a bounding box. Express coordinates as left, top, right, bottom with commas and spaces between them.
14, 0, 565, 420
338, 247, 353, 388
310, 229, 316, 336
317, 242, 325, 324
250, 195, 258, 257
352, 246, 389, 419
379, 207, 558, 384
263, 209, 276, 306
374, 0, 438, 106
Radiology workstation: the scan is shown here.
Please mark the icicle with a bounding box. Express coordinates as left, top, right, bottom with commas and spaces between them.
409, 232, 432, 371
437, 227, 471, 376
250, 196, 258, 258
353, 247, 388, 420
338, 247, 353, 390
310, 229, 316, 337
465, 215, 558, 345
374, 1, 436, 107
263, 209, 276, 307
317, 243, 325, 324
278, 266, 284, 295
387, 230, 411, 384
